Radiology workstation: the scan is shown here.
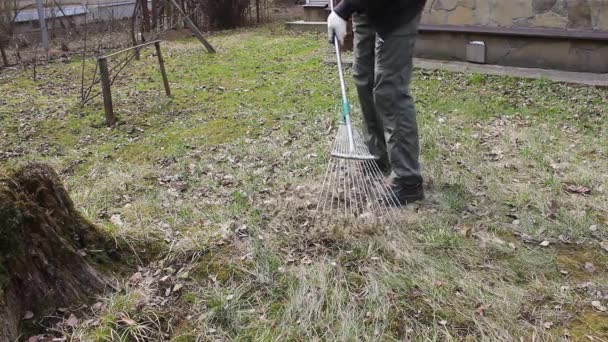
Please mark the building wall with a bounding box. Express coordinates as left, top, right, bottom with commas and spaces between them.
421, 0, 608, 31
16, 0, 124, 9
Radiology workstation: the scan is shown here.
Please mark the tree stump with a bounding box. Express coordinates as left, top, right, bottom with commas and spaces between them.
0, 164, 114, 341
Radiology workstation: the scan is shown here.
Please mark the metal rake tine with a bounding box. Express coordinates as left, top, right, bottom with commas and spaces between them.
322, 135, 338, 212
366, 160, 402, 225
361, 160, 399, 225
317, 159, 333, 215
358, 160, 388, 220
330, 158, 341, 221
359, 162, 382, 219
319, 136, 340, 216
345, 159, 353, 219
347, 159, 362, 218
341, 158, 350, 220
353, 160, 381, 222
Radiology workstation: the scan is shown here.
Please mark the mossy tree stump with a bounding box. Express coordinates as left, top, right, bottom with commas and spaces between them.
0, 164, 114, 341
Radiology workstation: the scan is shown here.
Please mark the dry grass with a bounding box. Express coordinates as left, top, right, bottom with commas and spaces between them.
1, 25, 607, 341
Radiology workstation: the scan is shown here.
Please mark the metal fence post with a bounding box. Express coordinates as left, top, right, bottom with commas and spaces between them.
98, 57, 115, 126
35, 0, 49, 54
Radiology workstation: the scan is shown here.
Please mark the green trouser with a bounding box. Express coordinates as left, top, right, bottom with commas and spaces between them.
352, 13, 423, 185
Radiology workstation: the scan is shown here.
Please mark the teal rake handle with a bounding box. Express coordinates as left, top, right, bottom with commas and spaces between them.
340, 99, 350, 124
331, 0, 356, 153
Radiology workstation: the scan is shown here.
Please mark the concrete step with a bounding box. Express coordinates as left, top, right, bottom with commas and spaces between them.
285, 21, 326, 33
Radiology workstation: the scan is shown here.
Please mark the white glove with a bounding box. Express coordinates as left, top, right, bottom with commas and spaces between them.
327, 11, 347, 45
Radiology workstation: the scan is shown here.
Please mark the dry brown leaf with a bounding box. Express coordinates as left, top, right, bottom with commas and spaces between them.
65, 313, 79, 327
129, 272, 143, 284
600, 241, 608, 253
301, 256, 312, 265
119, 316, 137, 326
591, 301, 606, 312
584, 262, 596, 273
110, 214, 124, 227
564, 184, 592, 196
547, 200, 559, 219
458, 225, 473, 238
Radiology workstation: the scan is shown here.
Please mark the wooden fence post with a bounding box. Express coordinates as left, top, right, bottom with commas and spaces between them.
98, 57, 115, 126
155, 41, 171, 97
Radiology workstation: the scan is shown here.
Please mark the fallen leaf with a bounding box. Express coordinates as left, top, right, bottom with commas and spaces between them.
584, 262, 596, 273
547, 200, 559, 219
177, 271, 190, 279
543, 321, 554, 329
110, 214, 124, 227
23, 311, 34, 320
65, 313, 79, 327
129, 272, 143, 284
458, 225, 473, 238
591, 301, 606, 312
439, 320, 447, 326
173, 283, 183, 292
226, 294, 235, 300
539, 241, 551, 247
564, 184, 592, 196
119, 316, 137, 326
600, 241, 608, 253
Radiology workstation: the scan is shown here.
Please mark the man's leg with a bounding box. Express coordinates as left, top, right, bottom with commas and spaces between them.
352, 13, 388, 170
374, 17, 423, 195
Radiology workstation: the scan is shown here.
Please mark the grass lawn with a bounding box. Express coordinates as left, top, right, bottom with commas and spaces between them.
1, 25, 607, 341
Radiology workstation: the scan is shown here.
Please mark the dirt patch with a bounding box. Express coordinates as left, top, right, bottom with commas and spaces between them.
556, 244, 608, 282
567, 311, 608, 340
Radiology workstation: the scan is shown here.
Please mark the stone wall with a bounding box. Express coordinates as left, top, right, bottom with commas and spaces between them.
422, 0, 608, 31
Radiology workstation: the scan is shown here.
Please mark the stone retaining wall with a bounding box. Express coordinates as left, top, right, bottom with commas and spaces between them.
422, 0, 608, 31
